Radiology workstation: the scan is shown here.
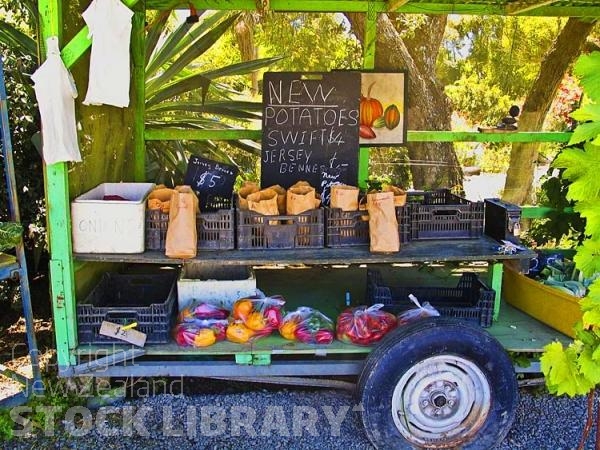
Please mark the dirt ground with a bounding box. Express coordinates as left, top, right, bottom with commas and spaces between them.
0, 270, 55, 401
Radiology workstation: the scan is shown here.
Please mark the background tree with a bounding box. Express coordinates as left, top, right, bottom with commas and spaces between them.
503, 18, 597, 204
346, 13, 462, 190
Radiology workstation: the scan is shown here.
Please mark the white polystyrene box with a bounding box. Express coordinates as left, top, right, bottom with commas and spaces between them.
71, 182, 155, 253
177, 264, 259, 311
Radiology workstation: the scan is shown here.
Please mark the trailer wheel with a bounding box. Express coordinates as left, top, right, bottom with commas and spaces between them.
357, 318, 518, 449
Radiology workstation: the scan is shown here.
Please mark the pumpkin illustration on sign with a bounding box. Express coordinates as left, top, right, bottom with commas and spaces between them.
359, 81, 383, 139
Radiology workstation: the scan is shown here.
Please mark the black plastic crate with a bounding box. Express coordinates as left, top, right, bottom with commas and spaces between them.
325, 208, 369, 247
406, 189, 484, 240
145, 207, 234, 251
237, 208, 324, 250
77, 271, 178, 344
366, 269, 495, 327
325, 206, 411, 247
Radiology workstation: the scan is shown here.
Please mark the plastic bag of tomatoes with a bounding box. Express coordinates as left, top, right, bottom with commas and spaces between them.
336, 304, 397, 345
279, 307, 335, 344
173, 320, 228, 347
227, 295, 285, 343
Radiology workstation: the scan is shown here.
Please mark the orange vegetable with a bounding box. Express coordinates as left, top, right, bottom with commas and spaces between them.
360, 81, 383, 127
193, 328, 216, 347
232, 299, 254, 321
279, 321, 298, 340
245, 311, 267, 331
226, 322, 254, 343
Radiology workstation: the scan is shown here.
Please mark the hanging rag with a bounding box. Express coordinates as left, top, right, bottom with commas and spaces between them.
30, 36, 82, 165
82, 0, 133, 107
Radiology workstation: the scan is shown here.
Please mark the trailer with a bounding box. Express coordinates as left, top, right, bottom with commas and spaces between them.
35, 1, 598, 448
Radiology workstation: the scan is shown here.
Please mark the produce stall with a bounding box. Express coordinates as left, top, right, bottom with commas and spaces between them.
35, 1, 600, 448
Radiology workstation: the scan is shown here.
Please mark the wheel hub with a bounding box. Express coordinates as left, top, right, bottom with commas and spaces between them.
392, 355, 491, 447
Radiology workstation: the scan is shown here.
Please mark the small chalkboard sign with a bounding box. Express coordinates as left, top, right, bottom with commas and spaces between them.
261, 71, 360, 192
183, 156, 238, 211
320, 166, 346, 207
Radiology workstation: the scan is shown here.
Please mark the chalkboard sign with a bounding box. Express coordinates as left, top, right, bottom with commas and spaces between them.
183, 156, 238, 211
320, 166, 346, 207
261, 71, 361, 192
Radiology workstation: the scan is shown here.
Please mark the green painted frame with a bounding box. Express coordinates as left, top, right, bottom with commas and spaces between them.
37, 0, 597, 372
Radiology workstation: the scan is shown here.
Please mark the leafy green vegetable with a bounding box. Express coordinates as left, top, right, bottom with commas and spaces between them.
0, 222, 22, 251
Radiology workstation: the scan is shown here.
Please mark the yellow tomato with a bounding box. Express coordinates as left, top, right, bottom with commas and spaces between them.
279, 321, 297, 340
226, 322, 254, 343
193, 328, 216, 347
245, 311, 266, 331
233, 299, 254, 320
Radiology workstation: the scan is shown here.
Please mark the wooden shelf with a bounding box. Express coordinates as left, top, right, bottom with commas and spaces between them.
73, 236, 535, 266
73, 304, 570, 360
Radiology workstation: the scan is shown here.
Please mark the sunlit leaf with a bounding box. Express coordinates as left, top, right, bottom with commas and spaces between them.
540, 342, 591, 397
574, 201, 600, 234
574, 51, 600, 103
574, 240, 600, 277
579, 347, 600, 383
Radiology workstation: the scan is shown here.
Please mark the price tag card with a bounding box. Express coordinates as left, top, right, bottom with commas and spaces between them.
99, 321, 147, 347
183, 156, 238, 211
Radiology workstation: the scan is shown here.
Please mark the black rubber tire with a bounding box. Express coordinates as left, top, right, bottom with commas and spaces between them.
357, 317, 518, 450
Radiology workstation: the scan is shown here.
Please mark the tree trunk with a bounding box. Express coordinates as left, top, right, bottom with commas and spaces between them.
235, 14, 259, 95
346, 13, 462, 190
502, 18, 596, 205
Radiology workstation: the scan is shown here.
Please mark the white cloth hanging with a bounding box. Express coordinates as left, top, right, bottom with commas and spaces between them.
31, 37, 82, 165
82, 0, 133, 108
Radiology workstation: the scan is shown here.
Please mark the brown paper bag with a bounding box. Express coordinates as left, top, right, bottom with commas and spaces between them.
383, 185, 408, 207
247, 188, 279, 216
148, 186, 175, 213
367, 191, 400, 253
165, 186, 199, 259
238, 181, 260, 210
265, 184, 287, 214
287, 185, 318, 215
330, 184, 359, 211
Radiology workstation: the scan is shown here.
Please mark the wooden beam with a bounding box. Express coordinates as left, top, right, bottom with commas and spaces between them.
387, 0, 410, 12
507, 0, 559, 15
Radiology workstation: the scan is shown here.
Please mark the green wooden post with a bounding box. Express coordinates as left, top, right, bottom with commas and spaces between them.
40, 0, 143, 371
359, 3, 377, 189
491, 262, 504, 321
38, 0, 78, 369
132, 3, 146, 181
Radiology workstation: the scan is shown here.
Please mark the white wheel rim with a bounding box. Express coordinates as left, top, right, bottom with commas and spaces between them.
391, 354, 491, 447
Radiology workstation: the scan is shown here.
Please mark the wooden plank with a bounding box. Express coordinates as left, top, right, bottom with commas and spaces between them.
143, 1, 600, 17
74, 338, 368, 356
75, 303, 569, 358
488, 304, 572, 352
144, 128, 572, 144
507, 0, 559, 15
73, 236, 536, 265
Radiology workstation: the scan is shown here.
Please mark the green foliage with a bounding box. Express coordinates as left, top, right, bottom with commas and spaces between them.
0, 222, 22, 251
541, 50, 600, 398
255, 13, 362, 73
0, 6, 47, 268
525, 168, 586, 248
442, 16, 561, 127
143, 10, 280, 186
573, 51, 600, 103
